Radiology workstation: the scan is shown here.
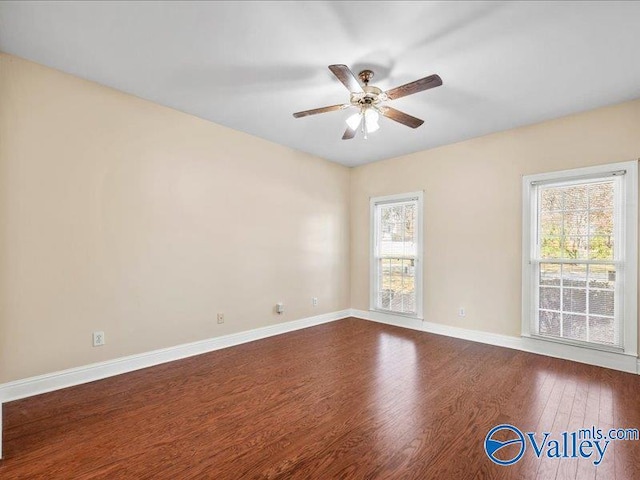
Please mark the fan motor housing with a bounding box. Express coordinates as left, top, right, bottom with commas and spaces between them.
351, 85, 386, 107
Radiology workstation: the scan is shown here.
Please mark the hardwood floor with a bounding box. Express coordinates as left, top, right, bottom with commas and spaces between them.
1, 317, 639, 479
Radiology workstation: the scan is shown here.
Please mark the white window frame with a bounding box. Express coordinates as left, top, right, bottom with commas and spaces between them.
370, 191, 424, 319
522, 160, 638, 356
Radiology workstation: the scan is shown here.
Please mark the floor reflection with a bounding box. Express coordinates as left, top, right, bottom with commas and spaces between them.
373, 332, 419, 448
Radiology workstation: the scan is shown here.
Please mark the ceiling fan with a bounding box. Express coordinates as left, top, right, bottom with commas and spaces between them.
293, 64, 442, 140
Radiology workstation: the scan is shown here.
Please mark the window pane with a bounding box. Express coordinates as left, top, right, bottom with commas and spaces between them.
589, 182, 613, 210
376, 197, 419, 316
563, 314, 587, 341
562, 264, 587, 288
377, 256, 416, 315
563, 236, 588, 259
564, 211, 588, 236
403, 204, 417, 257
589, 289, 614, 317
537, 181, 615, 263
589, 235, 613, 260
379, 205, 403, 256
563, 288, 586, 313
539, 311, 560, 336
379, 203, 417, 257
588, 316, 615, 345
389, 259, 403, 310
540, 237, 563, 259
379, 259, 391, 309
540, 212, 563, 236
539, 287, 560, 311
532, 176, 623, 349
381, 258, 391, 287
380, 290, 393, 310
540, 188, 563, 212
540, 263, 561, 286
589, 209, 613, 236
400, 259, 416, 313
564, 184, 588, 210
588, 264, 615, 289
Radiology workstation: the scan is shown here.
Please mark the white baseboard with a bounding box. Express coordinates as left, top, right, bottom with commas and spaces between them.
5, 309, 634, 401
0, 309, 350, 404
350, 309, 640, 375
353, 309, 425, 332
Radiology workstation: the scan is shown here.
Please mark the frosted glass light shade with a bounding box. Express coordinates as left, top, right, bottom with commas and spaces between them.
346, 112, 361, 130
364, 109, 380, 132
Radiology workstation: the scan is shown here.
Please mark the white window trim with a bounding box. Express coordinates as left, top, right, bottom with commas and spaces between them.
370, 191, 424, 319
521, 160, 638, 356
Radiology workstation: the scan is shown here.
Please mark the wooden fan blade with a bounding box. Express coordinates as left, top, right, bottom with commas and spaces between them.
329, 64, 364, 93
385, 74, 442, 100
342, 118, 360, 140
379, 106, 424, 128
293, 104, 347, 118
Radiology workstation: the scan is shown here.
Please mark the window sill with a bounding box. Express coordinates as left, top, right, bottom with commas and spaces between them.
370, 308, 423, 320
523, 333, 632, 356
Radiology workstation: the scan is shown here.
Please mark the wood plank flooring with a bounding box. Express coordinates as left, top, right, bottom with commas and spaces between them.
1, 318, 639, 479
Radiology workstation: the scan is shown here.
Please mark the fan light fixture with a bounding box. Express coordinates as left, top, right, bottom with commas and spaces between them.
293, 64, 442, 140
346, 108, 379, 139
364, 108, 380, 132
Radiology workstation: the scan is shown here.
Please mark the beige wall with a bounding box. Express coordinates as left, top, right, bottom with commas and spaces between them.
351, 99, 640, 348
0, 53, 350, 383
2, 51, 639, 385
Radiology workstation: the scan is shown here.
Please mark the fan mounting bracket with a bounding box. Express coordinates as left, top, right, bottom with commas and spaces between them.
358, 69, 374, 85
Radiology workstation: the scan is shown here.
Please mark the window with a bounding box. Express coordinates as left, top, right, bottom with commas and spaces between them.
522, 161, 637, 354
370, 192, 423, 318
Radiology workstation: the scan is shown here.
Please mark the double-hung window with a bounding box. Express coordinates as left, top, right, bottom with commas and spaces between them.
370, 192, 423, 318
522, 161, 637, 354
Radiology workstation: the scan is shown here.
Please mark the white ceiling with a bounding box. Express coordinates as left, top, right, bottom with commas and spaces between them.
1, 1, 640, 167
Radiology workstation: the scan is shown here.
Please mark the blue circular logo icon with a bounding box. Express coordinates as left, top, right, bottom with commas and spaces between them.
484, 424, 526, 466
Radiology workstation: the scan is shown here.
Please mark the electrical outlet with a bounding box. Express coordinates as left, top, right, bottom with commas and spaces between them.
93, 331, 105, 347
312, 297, 318, 307
458, 307, 466, 317
217, 313, 224, 324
